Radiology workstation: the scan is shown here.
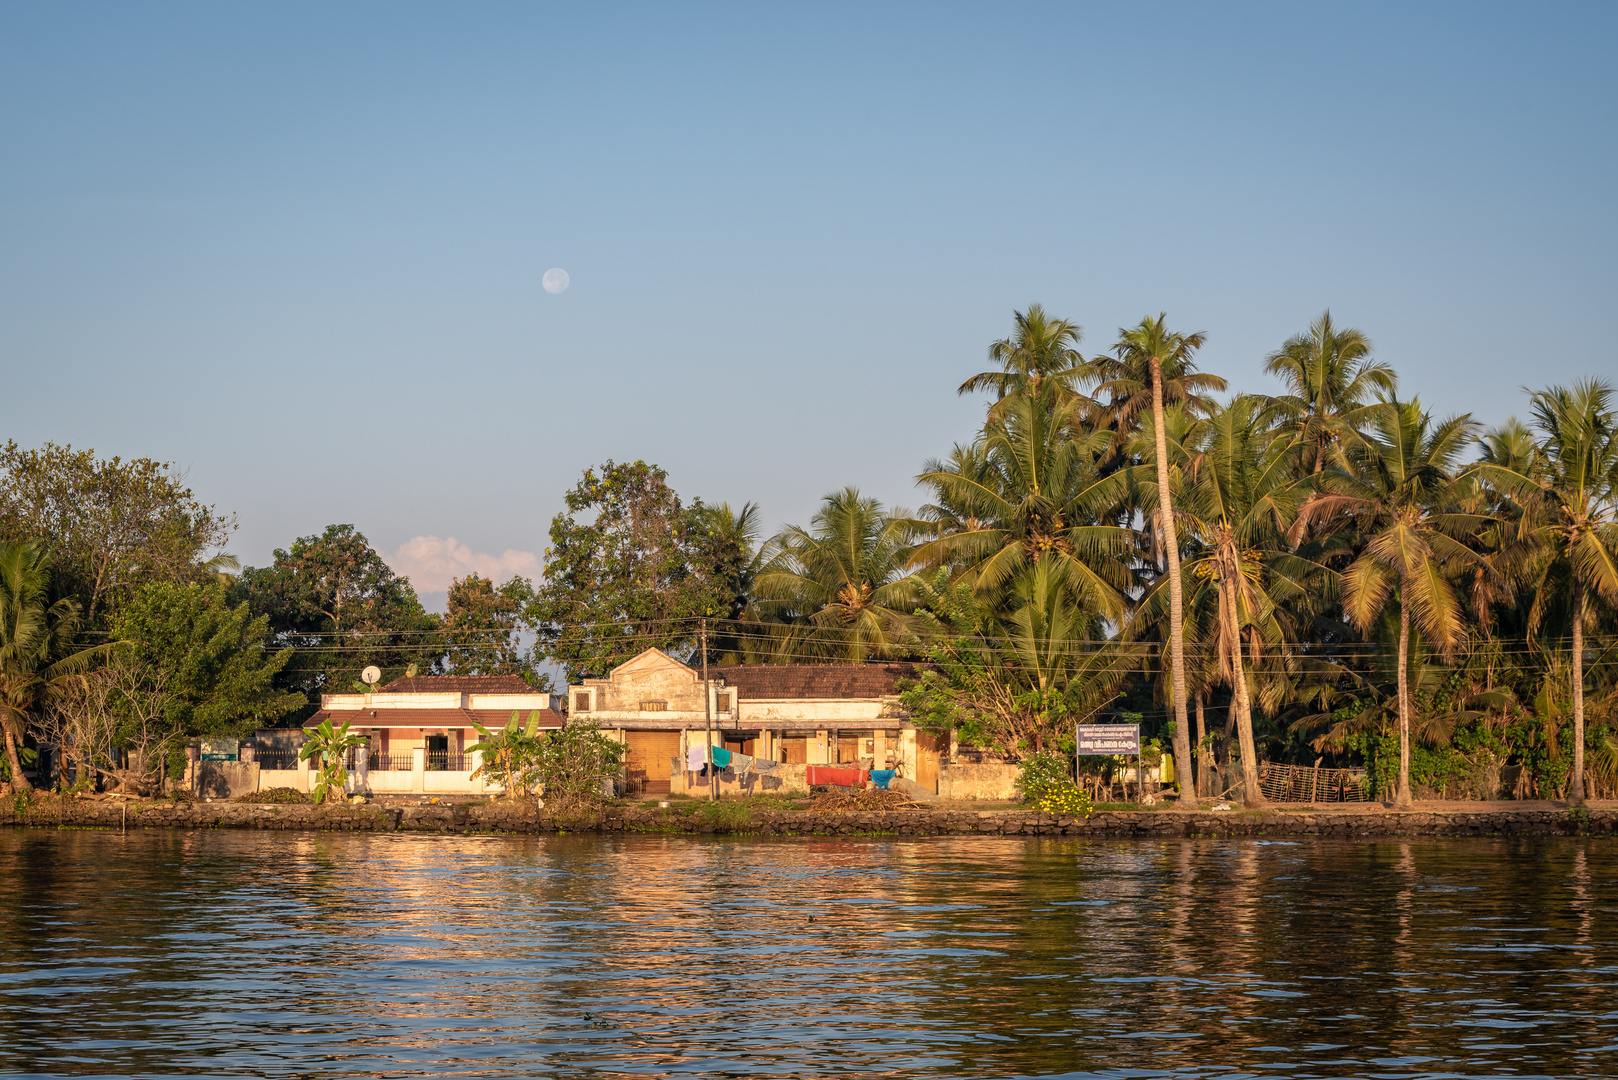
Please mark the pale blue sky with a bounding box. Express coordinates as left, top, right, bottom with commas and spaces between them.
3, 3, 1614, 601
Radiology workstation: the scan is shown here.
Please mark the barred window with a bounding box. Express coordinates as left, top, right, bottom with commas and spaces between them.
573, 692, 592, 712
715, 693, 732, 713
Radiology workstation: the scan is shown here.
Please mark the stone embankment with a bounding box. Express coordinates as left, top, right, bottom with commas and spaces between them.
2, 798, 1614, 838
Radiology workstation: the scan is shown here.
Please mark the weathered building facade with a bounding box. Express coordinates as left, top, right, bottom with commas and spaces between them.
568, 648, 948, 795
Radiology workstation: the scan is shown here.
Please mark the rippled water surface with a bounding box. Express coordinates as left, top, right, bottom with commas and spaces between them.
2, 830, 1616, 1078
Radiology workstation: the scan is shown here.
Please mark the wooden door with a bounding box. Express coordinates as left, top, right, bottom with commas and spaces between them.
915, 732, 942, 793
625, 731, 682, 794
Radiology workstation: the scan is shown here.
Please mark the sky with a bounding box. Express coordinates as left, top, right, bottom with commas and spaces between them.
3, 2, 1614, 607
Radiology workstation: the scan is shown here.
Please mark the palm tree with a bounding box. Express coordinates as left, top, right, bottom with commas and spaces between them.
0, 541, 107, 791
1475, 380, 1618, 804
1264, 311, 1396, 474
914, 384, 1134, 621
1304, 398, 1481, 808
691, 501, 767, 664
958, 304, 1093, 419
753, 489, 918, 662
1130, 397, 1330, 806
1097, 315, 1225, 807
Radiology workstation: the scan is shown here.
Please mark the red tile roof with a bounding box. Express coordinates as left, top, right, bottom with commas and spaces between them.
310, 707, 563, 729
377, 674, 540, 694
708, 663, 921, 700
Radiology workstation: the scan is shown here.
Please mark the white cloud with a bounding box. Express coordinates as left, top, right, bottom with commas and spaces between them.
386, 535, 541, 596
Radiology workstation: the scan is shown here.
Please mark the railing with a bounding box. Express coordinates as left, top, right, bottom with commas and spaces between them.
254, 750, 301, 770
427, 754, 467, 773
366, 753, 415, 772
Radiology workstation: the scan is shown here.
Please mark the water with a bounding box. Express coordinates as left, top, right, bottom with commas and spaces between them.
1, 831, 1615, 1079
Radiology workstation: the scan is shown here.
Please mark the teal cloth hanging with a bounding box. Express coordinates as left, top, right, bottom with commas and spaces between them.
870, 769, 897, 789
711, 746, 733, 768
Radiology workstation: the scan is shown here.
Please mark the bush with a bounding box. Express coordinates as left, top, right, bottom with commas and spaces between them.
1016, 751, 1072, 802
234, 787, 310, 804
1035, 781, 1094, 818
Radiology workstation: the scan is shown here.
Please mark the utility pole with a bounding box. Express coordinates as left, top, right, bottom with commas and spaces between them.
702, 618, 715, 801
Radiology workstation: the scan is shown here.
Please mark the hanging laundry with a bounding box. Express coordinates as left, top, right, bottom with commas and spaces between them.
710, 746, 733, 768
870, 769, 897, 790
807, 765, 868, 788
731, 753, 755, 780
752, 758, 779, 774
687, 745, 709, 771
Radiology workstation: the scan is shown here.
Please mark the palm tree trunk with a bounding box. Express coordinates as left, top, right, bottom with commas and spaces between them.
1222, 582, 1265, 807
1570, 578, 1586, 805
2, 719, 31, 793
1395, 588, 1413, 809
1195, 694, 1209, 797
1151, 356, 1198, 808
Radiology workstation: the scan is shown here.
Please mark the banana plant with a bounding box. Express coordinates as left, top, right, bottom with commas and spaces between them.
299, 718, 367, 803
468, 710, 544, 798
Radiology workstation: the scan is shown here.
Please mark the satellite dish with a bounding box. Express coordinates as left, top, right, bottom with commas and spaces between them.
406, 662, 419, 678
361, 666, 382, 686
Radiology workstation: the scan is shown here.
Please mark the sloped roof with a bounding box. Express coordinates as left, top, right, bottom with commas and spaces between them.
377, 674, 539, 694
309, 706, 564, 729
708, 663, 920, 700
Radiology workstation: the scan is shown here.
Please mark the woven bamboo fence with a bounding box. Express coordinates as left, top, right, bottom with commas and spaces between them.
1258, 761, 1370, 803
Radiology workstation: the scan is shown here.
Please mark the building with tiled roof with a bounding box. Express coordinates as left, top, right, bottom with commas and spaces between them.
569, 648, 942, 795
311, 676, 562, 771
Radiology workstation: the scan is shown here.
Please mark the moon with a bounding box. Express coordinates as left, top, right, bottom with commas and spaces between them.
543, 268, 570, 294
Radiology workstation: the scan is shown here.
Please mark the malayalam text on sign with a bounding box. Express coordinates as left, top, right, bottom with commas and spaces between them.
1075, 724, 1140, 755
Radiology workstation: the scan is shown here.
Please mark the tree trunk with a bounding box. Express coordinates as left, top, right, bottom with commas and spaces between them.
1570, 579, 1586, 805
1222, 581, 1266, 808
1151, 356, 1198, 808
2, 720, 31, 793
1395, 589, 1413, 809
1195, 694, 1209, 797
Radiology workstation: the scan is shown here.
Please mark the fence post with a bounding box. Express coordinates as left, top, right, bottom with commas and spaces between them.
411, 747, 426, 794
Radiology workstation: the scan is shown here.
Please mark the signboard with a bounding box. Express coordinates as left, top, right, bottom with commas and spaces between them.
1076, 724, 1140, 756
199, 737, 239, 762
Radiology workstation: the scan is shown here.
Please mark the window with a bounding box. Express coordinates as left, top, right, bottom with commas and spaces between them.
639, 700, 667, 712
573, 691, 592, 712
715, 692, 732, 713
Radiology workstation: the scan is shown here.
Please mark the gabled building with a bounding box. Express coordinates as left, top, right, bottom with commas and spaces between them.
568, 648, 945, 795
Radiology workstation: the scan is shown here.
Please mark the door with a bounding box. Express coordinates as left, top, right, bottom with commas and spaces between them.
915, 732, 941, 793
425, 734, 449, 772
625, 731, 682, 794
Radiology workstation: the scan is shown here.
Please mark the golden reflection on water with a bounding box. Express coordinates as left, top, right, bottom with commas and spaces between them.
0, 831, 1615, 1077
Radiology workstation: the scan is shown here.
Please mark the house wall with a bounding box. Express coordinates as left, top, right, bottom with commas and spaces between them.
937, 762, 1021, 800
670, 760, 810, 797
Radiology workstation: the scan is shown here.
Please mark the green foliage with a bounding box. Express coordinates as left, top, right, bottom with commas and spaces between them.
235, 786, 310, 804
439, 573, 549, 688
1035, 782, 1094, 817
531, 717, 628, 802
0, 440, 235, 630
468, 710, 546, 798
242, 524, 437, 707
113, 579, 304, 737
298, 718, 366, 803
1015, 751, 1072, 801
528, 461, 726, 682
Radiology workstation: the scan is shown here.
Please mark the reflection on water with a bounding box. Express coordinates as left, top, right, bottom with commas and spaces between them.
1, 830, 1614, 1078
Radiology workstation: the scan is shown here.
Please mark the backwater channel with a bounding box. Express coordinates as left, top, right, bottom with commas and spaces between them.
1, 830, 1615, 1078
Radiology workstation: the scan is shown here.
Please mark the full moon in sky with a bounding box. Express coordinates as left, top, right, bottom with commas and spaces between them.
542, 268, 570, 294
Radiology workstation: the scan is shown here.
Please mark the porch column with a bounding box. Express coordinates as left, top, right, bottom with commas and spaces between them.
873, 729, 888, 770
411, 746, 426, 794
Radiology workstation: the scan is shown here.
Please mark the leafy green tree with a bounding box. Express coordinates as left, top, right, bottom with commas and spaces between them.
438, 573, 547, 686
900, 564, 1133, 759
0, 440, 235, 629
0, 541, 108, 791
754, 488, 919, 661
468, 710, 546, 798
1475, 379, 1618, 803
914, 385, 1132, 615
689, 501, 767, 663
529, 461, 722, 682
1096, 315, 1225, 807
1263, 311, 1396, 475
958, 304, 1093, 420
241, 524, 437, 707
1308, 397, 1481, 808
113, 579, 305, 738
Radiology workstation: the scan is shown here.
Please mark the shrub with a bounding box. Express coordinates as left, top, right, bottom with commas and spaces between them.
1035, 781, 1094, 818
1016, 750, 1071, 802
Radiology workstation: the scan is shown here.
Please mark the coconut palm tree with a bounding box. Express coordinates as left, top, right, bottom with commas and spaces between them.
753, 488, 919, 662
1094, 315, 1225, 807
1264, 311, 1396, 475
958, 304, 1093, 420
914, 383, 1134, 621
0, 541, 108, 791
1474, 380, 1618, 804
1303, 398, 1481, 808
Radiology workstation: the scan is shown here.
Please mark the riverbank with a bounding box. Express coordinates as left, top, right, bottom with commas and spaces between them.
4, 796, 1615, 838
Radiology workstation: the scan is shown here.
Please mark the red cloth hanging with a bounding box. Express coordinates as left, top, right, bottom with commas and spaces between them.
807, 765, 868, 788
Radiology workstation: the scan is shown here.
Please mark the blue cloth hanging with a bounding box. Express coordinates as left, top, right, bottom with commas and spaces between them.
870, 769, 897, 789
710, 746, 733, 768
